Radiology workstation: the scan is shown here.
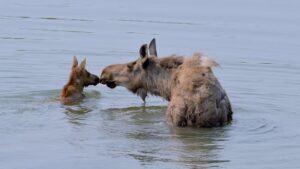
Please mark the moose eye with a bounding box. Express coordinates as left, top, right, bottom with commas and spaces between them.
86, 71, 90, 77
127, 61, 137, 71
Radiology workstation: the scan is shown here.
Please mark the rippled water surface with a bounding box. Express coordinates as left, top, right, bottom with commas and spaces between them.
1, 0, 300, 168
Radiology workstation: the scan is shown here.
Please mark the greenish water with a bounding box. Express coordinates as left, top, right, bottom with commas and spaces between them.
1, 0, 300, 168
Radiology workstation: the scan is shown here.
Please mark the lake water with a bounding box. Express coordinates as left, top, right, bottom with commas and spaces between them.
1, 0, 300, 168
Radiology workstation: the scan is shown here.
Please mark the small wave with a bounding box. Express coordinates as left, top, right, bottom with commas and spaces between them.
235, 117, 277, 135
24, 28, 93, 34
1, 15, 93, 22
111, 18, 200, 26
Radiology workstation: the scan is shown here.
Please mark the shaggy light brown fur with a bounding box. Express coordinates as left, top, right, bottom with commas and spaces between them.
60, 56, 99, 104
99, 39, 232, 127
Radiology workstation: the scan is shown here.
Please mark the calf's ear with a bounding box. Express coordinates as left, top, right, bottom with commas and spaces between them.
149, 38, 157, 57
79, 58, 86, 71
72, 56, 78, 69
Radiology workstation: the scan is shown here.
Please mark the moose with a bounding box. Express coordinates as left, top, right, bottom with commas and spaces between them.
99, 39, 233, 127
60, 56, 99, 104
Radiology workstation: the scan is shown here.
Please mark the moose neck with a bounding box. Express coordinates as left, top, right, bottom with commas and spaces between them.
62, 76, 84, 96
141, 68, 172, 101
71, 77, 84, 92
142, 56, 184, 101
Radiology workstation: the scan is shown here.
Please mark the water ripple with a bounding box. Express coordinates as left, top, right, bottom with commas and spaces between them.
112, 18, 201, 26
2, 15, 94, 22
24, 28, 93, 34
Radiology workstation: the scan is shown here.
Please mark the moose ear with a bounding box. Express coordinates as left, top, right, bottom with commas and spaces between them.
139, 44, 148, 59
72, 56, 78, 69
79, 58, 86, 71
139, 44, 150, 69
149, 38, 157, 57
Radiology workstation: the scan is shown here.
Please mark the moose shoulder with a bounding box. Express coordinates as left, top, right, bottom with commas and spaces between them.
99, 39, 233, 127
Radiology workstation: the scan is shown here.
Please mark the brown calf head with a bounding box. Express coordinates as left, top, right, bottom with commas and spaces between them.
99, 39, 158, 101
60, 56, 99, 104
66, 56, 99, 89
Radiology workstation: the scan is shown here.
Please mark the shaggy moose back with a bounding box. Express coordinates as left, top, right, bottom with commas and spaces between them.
167, 53, 233, 127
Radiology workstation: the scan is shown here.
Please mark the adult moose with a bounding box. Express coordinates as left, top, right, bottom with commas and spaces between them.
99, 39, 233, 127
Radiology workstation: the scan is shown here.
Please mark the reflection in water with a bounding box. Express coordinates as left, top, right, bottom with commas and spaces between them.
64, 106, 92, 126
169, 127, 230, 168
102, 106, 229, 168
62, 90, 101, 126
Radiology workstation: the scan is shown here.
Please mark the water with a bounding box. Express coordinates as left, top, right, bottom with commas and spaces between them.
1, 0, 300, 168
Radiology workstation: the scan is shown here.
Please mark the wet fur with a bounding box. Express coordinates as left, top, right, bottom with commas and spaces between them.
60, 57, 99, 104
100, 39, 233, 127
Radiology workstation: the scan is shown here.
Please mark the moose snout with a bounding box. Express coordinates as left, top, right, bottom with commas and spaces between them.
99, 75, 117, 88
99, 77, 106, 84
94, 77, 100, 85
